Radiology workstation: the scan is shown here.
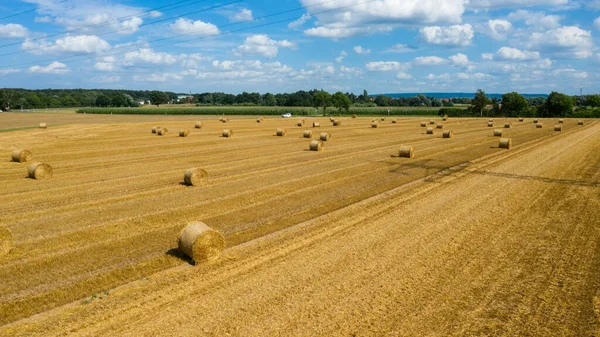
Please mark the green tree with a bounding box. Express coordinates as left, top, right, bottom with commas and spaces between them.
149, 91, 169, 107
313, 90, 331, 113
500, 92, 528, 117
586, 94, 600, 107
332, 91, 351, 113
374, 95, 393, 107
111, 93, 127, 107
470, 89, 489, 116
95, 94, 111, 107
543, 91, 573, 117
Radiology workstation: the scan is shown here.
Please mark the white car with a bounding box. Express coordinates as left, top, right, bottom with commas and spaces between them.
281, 112, 292, 118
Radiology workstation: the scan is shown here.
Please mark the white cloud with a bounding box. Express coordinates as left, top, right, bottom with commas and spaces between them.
551, 68, 588, 78
123, 48, 177, 65
22, 35, 110, 54
527, 26, 593, 58
495, 47, 540, 61
288, 13, 311, 29
470, 0, 568, 10
170, 18, 220, 36
0, 69, 21, 75
594, 17, 600, 30
384, 44, 418, 53
232, 34, 295, 58
94, 62, 117, 71
339, 65, 362, 75
482, 53, 494, 60
396, 72, 412, 79
91, 75, 120, 83
28, 62, 69, 74
353, 46, 371, 55
149, 11, 162, 18
449, 53, 470, 67
0, 24, 28, 38
34, 16, 52, 23
335, 50, 347, 63
301, 0, 465, 38
483, 20, 512, 40
413, 56, 449, 66
420, 24, 474, 47
508, 10, 562, 29
230, 9, 253, 22
366, 61, 404, 71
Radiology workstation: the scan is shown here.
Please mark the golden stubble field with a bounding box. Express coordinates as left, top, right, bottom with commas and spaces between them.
0, 113, 598, 336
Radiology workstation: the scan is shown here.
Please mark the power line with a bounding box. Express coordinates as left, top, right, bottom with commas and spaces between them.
0, 0, 242, 57
0, 0, 218, 50
1, 0, 376, 73
0, 0, 68, 21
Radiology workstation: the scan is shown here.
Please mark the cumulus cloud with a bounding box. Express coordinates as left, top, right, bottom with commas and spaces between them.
482, 20, 512, 40
170, 18, 220, 36
123, 48, 177, 65
353, 46, 371, 55
0, 24, 28, 38
232, 34, 295, 58
335, 50, 347, 63
384, 44, 418, 53
230, 9, 253, 22
28, 62, 69, 74
413, 56, 449, 66
0, 68, 21, 75
527, 26, 593, 58
551, 68, 588, 78
22, 35, 111, 54
365, 61, 405, 71
419, 24, 474, 47
396, 72, 412, 79
301, 0, 465, 38
288, 14, 311, 29
495, 47, 540, 61
94, 62, 117, 71
469, 0, 569, 10
508, 10, 562, 30
449, 53, 470, 67
133, 72, 183, 82
594, 17, 600, 30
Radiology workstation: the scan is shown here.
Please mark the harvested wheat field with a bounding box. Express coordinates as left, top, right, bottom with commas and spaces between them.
0, 113, 599, 336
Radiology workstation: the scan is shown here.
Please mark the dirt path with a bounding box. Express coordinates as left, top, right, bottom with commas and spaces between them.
0, 119, 597, 335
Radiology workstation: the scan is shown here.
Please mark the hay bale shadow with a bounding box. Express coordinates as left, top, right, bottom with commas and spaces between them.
166, 248, 195, 265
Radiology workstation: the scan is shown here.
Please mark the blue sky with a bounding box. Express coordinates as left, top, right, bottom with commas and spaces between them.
0, 0, 599, 95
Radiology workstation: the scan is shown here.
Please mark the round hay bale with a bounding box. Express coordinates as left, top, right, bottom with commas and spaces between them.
297, 122, 303, 127
558, 119, 564, 124
380, 117, 385, 121
352, 114, 357, 118
333, 120, 342, 126
195, 121, 203, 129
399, 145, 414, 158
504, 123, 512, 128
28, 162, 53, 180
372, 121, 379, 128
578, 120, 584, 125
329, 117, 335, 122
320, 132, 331, 141
536, 123, 543, 128
303, 130, 312, 138
178, 222, 225, 264
184, 168, 208, 187
499, 138, 512, 149
392, 119, 397, 124
429, 120, 435, 125
554, 125, 562, 132
256, 118, 262, 123
158, 128, 168, 136
310, 140, 323, 151
493, 129, 503, 137
11, 149, 32, 163
313, 122, 320, 128
276, 128, 287, 136
442, 117, 447, 121
39, 123, 47, 129
533, 119, 539, 123
420, 122, 427, 127
426, 127, 434, 134
179, 130, 189, 137
519, 118, 524, 122
436, 124, 443, 129
221, 118, 228, 123
443, 130, 454, 138
488, 119, 494, 123
222, 129, 232, 138
487, 122, 494, 127
218, 117, 223, 122
152, 126, 159, 134
0, 226, 13, 257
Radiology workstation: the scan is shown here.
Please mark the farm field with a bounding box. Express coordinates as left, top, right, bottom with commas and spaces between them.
0, 114, 598, 335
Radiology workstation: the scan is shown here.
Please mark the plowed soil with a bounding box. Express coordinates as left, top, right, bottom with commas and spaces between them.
0, 114, 598, 336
